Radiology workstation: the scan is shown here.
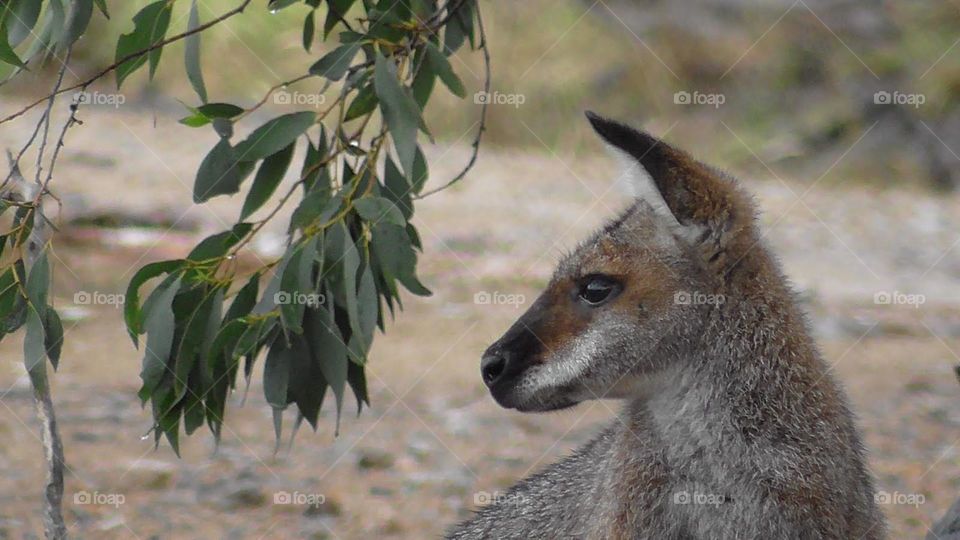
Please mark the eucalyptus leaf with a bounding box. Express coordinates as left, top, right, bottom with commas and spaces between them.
193, 139, 255, 203
115, 0, 172, 88
309, 43, 359, 81
139, 277, 181, 402
5, 0, 42, 47
374, 52, 422, 177
124, 259, 184, 345
233, 112, 314, 162
185, 0, 208, 103
425, 41, 466, 97
240, 142, 295, 221
354, 196, 405, 226
43, 307, 64, 370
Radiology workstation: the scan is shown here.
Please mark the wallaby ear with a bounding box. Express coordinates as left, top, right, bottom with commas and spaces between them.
585, 111, 751, 267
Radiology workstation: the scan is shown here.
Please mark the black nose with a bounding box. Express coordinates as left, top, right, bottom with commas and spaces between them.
481, 354, 508, 387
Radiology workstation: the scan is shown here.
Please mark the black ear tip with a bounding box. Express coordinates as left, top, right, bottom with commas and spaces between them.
584, 110, 607, 128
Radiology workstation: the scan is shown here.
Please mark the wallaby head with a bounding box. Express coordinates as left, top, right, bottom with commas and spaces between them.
480, 112, 763, 412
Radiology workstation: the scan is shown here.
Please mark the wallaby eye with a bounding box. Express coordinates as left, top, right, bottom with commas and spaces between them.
577, 275, 620, 306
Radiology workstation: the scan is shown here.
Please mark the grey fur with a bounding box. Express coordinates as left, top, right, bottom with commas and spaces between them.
446, 114, 886, 540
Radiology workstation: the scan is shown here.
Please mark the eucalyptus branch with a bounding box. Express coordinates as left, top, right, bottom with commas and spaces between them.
0, 0, 255, 127
237, 73, 315, 121
417, 5, 490, 199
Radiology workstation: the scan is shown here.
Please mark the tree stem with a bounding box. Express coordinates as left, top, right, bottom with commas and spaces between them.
33, 374, 67, 540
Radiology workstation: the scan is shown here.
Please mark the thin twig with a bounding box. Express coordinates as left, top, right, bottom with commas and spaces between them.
236, 73, 315, 121
0, 0, 255, 126
416, 4, 490, 198
34, 46, 75, 188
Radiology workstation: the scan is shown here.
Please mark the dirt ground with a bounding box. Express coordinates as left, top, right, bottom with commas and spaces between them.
1, 104, 959, 539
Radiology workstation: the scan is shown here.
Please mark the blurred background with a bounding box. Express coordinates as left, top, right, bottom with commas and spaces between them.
1, 0, 959, 538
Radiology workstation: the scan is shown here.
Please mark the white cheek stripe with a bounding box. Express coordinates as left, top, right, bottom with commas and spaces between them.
527, 326, 601, 393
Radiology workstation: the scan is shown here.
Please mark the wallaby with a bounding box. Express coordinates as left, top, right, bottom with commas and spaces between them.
446, 112, 886, 539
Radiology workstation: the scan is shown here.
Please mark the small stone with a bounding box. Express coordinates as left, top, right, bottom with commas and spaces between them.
303, 497, 342, 518
356, 448, 395, 470
223, 482, 268, 509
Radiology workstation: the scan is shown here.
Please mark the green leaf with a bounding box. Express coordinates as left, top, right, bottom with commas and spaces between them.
174, 288, 218, 400
425, 41, 466, 97
307, 301, 347, 430
177, 102, 244, 128
43, 307, 64, 370
353, 196, 405, 226
411, 54, 435, 108
302, 10, 315, 52
207, 318, 246, 373
345, 83, 379, 122
301, 128, 331, 193
225, 273, 260, 321
125, 259, 184, 346
355, 263, 378, 354
93, 0, 110, 19
233, 112, 314, 162
371, 223, 431, 297
25, 251, 49, 313
62, 0, 94, 54
443, 12, 466, 53
115, 0, 173, 88
289, 316, 326, 429
139, 277, 181, 402
347, 359, 369, 413
324, 0, 357, 37
374, 52, 422, 178
382, 155, 413, 219
24, 253, 50, 379
411, 145, 429, 193
183, 374, 205, 435
0, 18, 25, 68
268, 0, 300, 11
6, 0, 42, 47
240, 142, 295, 221
278, 247, 307, 334
186, 223, 252, 262
193, 139, 255, 203
339, 224, 362, 339
264, 335, 292, 409
309, 43, 359, 81
185, 0, 207, 103
20, 0, 63, 66
198, 102, 244, 119
290, 192, 341, 231
178, 114, 209, 128
0, 268, 19, 322
24, 305, 46, 384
